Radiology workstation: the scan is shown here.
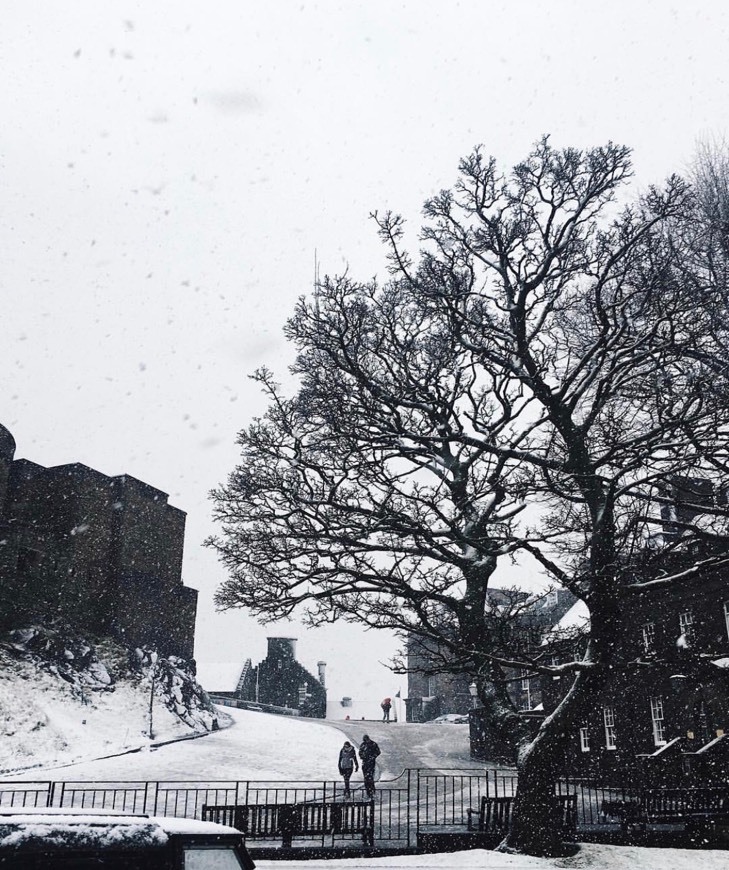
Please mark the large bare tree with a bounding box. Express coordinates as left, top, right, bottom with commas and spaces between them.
209, 138, 729, 855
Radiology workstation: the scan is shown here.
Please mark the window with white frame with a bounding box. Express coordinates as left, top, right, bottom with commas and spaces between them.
679, 611, 695, 646
603, 706, 617, 750
579, 727, 590, 753
641, 622, 655, 654
724, 602, 729, 642
519, 671, 532, 710
427, 675, 437, 697
650, 696, 666, 746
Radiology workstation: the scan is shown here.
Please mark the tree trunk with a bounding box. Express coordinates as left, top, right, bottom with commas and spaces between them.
501, 729, 569, 855
499, 666, 603, 856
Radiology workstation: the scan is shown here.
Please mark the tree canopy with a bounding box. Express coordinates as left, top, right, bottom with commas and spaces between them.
209, 137, 729, 854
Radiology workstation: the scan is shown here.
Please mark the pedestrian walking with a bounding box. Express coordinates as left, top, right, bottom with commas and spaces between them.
338, 740, 359, 798
358, 734, 381, 799
381, 697, 392, 722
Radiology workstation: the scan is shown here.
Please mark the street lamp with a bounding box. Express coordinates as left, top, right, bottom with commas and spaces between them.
147, 651, 159, 740
468, 682, 479, 708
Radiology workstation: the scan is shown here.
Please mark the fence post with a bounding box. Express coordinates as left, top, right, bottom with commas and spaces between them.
47, 782, 56, 808
407, 768, 412, 848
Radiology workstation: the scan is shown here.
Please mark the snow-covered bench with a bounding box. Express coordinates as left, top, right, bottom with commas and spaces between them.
202, 799, 375, 848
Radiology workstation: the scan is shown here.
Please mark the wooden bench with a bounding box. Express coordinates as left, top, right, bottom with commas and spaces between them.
639, 787, 729, 830
601, 787, 729, 832
202, 800, 375, 848
467, 794, 577, 840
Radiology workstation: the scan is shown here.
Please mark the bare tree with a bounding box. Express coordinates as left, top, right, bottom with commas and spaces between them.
209, 138, 729, 855
210, 274, 535, 722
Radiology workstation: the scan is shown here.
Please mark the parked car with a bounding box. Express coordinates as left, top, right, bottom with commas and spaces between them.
429, 713, 470, 724
0, 807, 255, 869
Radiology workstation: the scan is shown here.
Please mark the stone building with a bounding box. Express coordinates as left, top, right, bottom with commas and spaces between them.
235, 637, 327, 718
406, 588, 576, 725
0, 422, 197, 660
542, 559, 729, 782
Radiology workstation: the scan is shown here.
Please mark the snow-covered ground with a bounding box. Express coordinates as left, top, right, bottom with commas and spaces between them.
5, 705, 727, 867
0, 630, 219, 775
10, 706, 349, 781
256, 844, 729, 870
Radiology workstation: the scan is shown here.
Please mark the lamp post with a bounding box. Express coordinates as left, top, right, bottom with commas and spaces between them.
469, 682, 479, 709
147, 651, 158, 740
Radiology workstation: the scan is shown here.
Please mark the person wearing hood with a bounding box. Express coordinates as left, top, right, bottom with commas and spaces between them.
358, 734, 381, 799
338, 740, 359, 798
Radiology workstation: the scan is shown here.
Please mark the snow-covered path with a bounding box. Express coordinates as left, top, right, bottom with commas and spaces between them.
10, 707, 346, 782
8, 709, 480, 784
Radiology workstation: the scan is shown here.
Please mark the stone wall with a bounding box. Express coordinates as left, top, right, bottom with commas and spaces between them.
0, 423, 197, 661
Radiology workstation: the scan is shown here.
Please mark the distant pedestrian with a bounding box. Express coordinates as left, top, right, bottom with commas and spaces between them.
359, 734, 381, 798
338, 740, 359, 798
381, 697, 392, 722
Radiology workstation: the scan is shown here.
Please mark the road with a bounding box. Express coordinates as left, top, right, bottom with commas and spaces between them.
330, 721, 484, 780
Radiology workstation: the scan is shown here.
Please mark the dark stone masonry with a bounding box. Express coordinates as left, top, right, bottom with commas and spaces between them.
0, 422, 197, 660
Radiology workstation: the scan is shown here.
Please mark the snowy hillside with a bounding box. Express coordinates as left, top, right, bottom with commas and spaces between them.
21, 706, 351, 781
0, 625, 223, 774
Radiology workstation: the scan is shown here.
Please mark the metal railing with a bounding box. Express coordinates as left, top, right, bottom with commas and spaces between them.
0, 768, 659, 847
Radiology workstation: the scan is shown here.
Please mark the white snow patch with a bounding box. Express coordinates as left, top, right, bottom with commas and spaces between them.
711, 657, 729, 669
541, 599, 590, 644
254, 843, 729, 870
11, 707, 348, 782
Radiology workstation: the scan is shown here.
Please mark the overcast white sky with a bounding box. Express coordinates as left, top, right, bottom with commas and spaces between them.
2, 1, 728, 714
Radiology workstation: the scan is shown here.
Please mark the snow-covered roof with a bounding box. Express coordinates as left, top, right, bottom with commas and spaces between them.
0, 808, 243, 850
541, 599, 590, 644
0, 818, 168, 852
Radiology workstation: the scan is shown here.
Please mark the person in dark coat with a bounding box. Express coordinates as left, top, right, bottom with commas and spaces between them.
381, 697, 392, 722
338, 740, 359, 797
358, 734, 381, 799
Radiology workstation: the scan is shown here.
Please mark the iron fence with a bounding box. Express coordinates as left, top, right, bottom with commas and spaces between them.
0, 769, 656, 845
0, 781, 53, 808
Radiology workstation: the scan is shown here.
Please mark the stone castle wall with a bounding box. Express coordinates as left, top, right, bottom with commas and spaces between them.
0, 423, 197, 660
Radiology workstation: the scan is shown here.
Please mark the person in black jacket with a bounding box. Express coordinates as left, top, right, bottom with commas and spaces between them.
358, 734, 381, 798
338, 741, 359, 797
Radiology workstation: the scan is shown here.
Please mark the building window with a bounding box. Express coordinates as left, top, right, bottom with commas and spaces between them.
679, 611, 695, 646
724, 602, 729, 642
650, 696, 666, 746
603, 706, 617, 750
520, 671, 532, 710
579, 727, 590, 753
641, 622, 655, 655
427, 675, 437, 697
